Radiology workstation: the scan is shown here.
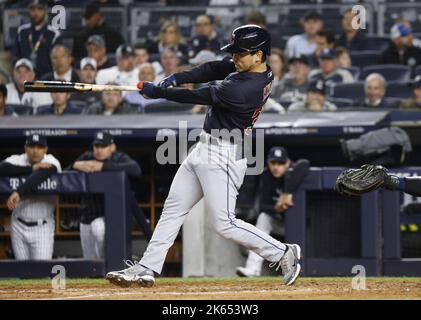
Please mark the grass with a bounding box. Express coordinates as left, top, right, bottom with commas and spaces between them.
0, 276, 420, 287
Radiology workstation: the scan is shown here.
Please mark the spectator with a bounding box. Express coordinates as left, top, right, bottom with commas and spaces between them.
148, 21, 189, 62
380, 23, 421, 67
285, 11, 324, 58
308, 29, 336, 67
85, 82, 138, 115
336, 8, 367, 51
335, 47, 352, 69
72, 0, 124, 62
236, 147, 309, 277
124, 63, 166, 111
288, 79, 337, 112
309, 48, 354, 86
363, 73, 394, 108
189, 15, 221, 57
70, 131, 141, 259
6, 58, 52, 111
37, 92, 82, 115
276, 55, 311, 103
269, 48, 288, 100
400, 76, 421, 109
0, 134, 61, 260
246, 10, 267, 29
133, 43, 163, 76
155, 47, 181, 83
0, 84, 18, 117
71, 57, 102, 107
96, 45, 139, 95
12, 0, 61, 78
41, 45, 80, 82
86, 35, 114, 70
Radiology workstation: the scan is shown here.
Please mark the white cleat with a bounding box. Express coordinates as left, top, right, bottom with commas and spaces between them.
106, 260, 155, 288
270, 244, 302, 286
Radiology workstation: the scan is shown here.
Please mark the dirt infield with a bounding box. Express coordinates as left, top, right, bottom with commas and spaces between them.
0, 277, 420, 300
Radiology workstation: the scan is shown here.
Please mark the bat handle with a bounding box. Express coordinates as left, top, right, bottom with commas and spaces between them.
137, 81, 144, 90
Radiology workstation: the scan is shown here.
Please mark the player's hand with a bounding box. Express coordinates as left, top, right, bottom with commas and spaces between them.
73, 161, 94, 173
7, 192, 20, 211
157, 74, 177, 88
274, 193, 294, 213
32, 162, 52, 171
139, 82, 157, 99
89, 161, 104, 172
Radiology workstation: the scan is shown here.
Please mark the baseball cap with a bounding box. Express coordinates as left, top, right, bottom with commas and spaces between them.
116, 45, 135, 59
308, 79, 326, 94
25, 134, 47, 147
409, 75, 421, 88
28, 0, 48, 8
319, 48, 336, 60
288, 54, 310, 65
80, 57, 97, 70
86, 35, 106, 48
14, 58, 34, 72
267, 147, 289, 163
391, 23, 413, 39
92, 131, 114, 146
84, 1, 101, 19
189, 50, 217, 65
303, 11, 323, 22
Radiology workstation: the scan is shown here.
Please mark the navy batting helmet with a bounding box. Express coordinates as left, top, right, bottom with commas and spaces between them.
221, 24, 271, 56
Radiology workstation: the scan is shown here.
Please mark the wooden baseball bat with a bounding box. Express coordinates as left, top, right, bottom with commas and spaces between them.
24, 80, 144, 93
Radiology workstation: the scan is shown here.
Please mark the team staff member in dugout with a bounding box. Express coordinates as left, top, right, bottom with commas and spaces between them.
70, 131, 141, 260
0, 134, 61, 260
106, 25, 302, 288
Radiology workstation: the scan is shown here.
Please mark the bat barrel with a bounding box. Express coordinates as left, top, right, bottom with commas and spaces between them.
24, 81, 92, 92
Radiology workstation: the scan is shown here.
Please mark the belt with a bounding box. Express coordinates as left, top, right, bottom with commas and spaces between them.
17, 217, 47, 227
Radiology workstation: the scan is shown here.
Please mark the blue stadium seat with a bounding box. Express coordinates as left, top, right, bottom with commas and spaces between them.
361, 64, 412, 82
326, 97, 355, 108
415, 65, 421, 77
350, 51, 381, 68
341, 66, 360, 80
386, 81, 413, 99
329, 82, 365, 102
363, 36, 390, 51
6, 104, 33, 116
144, 101, 194, 113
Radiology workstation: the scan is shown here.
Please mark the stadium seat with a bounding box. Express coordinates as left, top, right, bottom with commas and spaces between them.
415, 65, 421, 77
361, 64, 412, 82
326, 97, 355, 108
341, 66, 360, 80
144, 101, 194, 113
328, 82, 365, 103
386, 81, 413, 99
363, 36, 390, 51
350, 51, 381, 68
6, 104, 33, 116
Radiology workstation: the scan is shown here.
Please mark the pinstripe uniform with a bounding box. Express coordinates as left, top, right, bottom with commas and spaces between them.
5, 154, 61, 260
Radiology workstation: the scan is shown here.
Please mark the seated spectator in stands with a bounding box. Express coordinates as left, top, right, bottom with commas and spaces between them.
85, 82, 138, 115
397, 19, 421, 50
72, 0, 124, 62
276, 55, 310, 103
0, 84, 17, 117
189, 15, 221, 58
41, 45, 80, 82
134, 42, 163, 75
37, 92, 82, 115
70, 131, 141, 260
309, 48, 354, 86
124, 63, 166, 112
335, 47, 352, 69
12, 0, 61, 78
6, 59, 52, 112
288, 79, 337, 112
307, 29, 336, 67
148, 21, 189, 62
380, 23, 421, 67
363, 73, 394, 108
336, 8, 367, 51
285, 11, 324, 58
96, 45, 139, 96
269, 48, 288, 100
71, 57, 101, 108
155, 47, 181, 83
400, 76, 421, 109
86, 35, 114, 70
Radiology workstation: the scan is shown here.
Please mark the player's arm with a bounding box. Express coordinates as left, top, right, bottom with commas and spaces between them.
161, 56, 236, 87
16, 165, 58, 196
0, 161, 32, 176
284, 159, 310, 193
102, 154, 141, 177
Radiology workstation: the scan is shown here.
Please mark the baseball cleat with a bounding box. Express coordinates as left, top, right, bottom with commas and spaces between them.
106, 260, 155, 288
270, 244, 301, 286
236, 266, 260, 277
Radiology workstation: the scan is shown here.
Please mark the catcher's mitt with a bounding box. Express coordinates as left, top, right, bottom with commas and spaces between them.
335, 164, 388, 196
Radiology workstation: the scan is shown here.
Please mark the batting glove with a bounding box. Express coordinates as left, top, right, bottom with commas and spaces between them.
138, 81, 157, 97
158, 74, 177, 88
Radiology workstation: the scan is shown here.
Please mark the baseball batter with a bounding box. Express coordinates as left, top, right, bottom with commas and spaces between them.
0, 134, 61, 260
106, 25, 301, 287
